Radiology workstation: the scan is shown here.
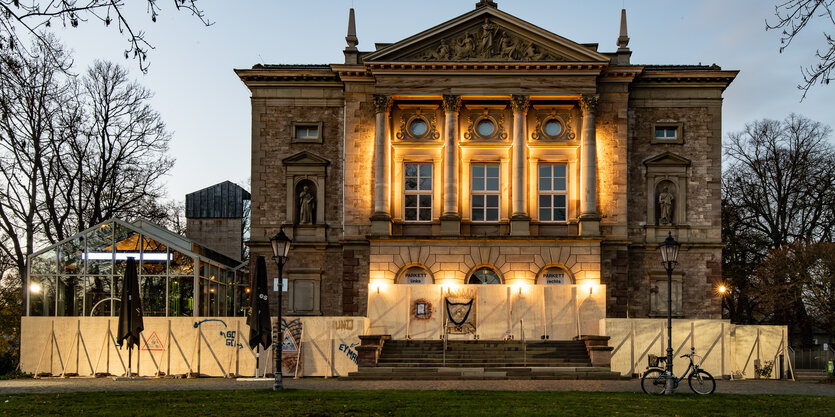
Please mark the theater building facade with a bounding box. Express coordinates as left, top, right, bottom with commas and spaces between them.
236, 2, 736, 339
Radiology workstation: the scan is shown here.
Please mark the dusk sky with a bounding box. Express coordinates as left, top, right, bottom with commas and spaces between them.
52, 0, 835, 202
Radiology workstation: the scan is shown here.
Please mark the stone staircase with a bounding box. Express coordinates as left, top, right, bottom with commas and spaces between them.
344, 338, 624, 380
793, 369, 829, 382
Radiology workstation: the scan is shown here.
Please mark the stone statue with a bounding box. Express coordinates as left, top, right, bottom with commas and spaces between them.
658, 185, 675, 225
499, 32, 516, 60
478, 21, 496, 56
298, 185, 315, 224
452, 33, 475, 60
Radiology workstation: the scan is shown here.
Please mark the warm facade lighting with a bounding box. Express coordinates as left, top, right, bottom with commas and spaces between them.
29, 283, 41, 294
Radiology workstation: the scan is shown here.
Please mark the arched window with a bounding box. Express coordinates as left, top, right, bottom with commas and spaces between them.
537, 267, 573, 285
398, 266, 433, 284
467, 267, 502, 284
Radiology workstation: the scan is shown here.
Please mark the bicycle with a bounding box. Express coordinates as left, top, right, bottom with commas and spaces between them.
641, 347, 716, 394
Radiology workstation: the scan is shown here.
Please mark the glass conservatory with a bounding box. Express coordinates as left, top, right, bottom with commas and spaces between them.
26, 218, 248, 318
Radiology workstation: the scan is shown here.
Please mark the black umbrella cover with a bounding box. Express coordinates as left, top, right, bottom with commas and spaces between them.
117, 257, 144, 348
247, 256, 272, 350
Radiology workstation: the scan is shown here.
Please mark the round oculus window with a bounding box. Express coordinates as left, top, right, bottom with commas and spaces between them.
409, 118, 428, 137
544, 119, 563, 137
476, 119, 496, 138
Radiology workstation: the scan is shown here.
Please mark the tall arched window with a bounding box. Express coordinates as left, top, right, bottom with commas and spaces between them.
467, 267, 502, 284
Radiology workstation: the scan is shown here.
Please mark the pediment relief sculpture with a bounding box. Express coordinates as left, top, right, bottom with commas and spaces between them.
531, 108, 576, 142
414, 19, 566, 62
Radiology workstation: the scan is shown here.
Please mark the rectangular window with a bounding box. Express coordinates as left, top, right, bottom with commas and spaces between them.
471, 164, 500, 222
404, 163, 432, 221
538, 164, 568, 222
291, 122, 323, 143
654, 126, 678, 140
295, 125, 318, 139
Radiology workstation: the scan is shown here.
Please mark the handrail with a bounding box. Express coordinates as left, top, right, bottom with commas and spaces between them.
520, 319, 526, 367
443, 308, 447, 367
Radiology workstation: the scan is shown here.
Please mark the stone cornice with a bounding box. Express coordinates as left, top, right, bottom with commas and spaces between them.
364, 61, 607, 76
635, 70, 739, 89
234, 68, 340, 87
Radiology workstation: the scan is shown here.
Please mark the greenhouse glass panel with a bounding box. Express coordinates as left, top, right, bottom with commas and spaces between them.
169, 251, 194, 275
140, 276, 166, 316
28, 276, 53, 316
57, 276, 83, 316
61, 237, 85, 275
218, 284, 227, 316
86, 223, 114, 275
168, 276, 193, 317
112, 276, 122, 315
85, 276, 112, 316
31, 249, 57, 275
141, 236, 168, 275
113, 223, 140, 277
210, 282, 219, 316
235, 284, 250, 317
199, 279, 209, 316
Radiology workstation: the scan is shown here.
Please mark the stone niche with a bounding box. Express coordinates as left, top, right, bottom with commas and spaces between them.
643, 152, 690, 235
282, 151, 329, 242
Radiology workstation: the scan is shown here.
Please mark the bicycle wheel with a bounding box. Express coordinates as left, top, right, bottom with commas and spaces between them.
688, 369, 716, 394
641, 369, 667, 394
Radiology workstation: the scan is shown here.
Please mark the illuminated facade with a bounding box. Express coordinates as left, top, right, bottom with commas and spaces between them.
236, 2, 736, 329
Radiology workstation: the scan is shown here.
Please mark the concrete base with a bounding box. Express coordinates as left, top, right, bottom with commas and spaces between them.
509, 217, 530, 236
439, 216, 460, 236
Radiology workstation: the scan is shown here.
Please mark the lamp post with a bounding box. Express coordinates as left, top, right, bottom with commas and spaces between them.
718, 284, 728, 320
269, 227, 292, 391
659, 231, 680, 395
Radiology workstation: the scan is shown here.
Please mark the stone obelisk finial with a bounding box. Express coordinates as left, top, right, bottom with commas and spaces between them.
617, 9, 630, 51
344, 8, 359, 64
615, 8, 632, 65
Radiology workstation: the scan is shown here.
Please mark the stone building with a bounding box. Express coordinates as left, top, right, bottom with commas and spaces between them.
236, 1, 736, 326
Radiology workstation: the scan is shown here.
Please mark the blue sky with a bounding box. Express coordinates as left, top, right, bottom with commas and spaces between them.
53, 0, 834, 201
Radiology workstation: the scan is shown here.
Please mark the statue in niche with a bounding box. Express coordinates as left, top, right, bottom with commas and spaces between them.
298, 185, 316, 225
658, 184, 675, 225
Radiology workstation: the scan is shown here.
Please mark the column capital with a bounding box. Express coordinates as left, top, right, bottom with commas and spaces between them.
373, 94, 393, 114
442, 95, 462, 113
580, 94, 600, 115
510, 94, 530, 114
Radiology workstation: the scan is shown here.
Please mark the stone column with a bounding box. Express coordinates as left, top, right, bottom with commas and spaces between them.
579, 94, 600, 236
441, 95, 462, 236
371, 94, 393, 235
510, 95, 530, 236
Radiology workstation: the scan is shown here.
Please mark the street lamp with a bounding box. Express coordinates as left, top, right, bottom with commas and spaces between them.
269, 227, 292, 391
659, 231, 680, 395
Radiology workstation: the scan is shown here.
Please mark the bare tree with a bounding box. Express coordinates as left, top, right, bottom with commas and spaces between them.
1, 0, 211, 72
767, 0, 835, 99
724, 114, 835, 249
0, 36, 70, 283
753, 242, 835, 346
722, 114, 835, 344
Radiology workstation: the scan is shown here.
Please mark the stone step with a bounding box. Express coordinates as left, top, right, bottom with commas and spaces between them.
341, 366, 625, 381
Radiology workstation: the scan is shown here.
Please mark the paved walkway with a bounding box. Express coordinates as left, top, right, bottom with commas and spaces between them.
0, 377, 834, 396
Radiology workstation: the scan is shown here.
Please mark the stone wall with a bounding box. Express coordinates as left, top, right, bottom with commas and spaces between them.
369, 239, 602, 285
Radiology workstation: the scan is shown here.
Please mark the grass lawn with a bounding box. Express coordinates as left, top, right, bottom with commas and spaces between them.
1, 389, 833, 416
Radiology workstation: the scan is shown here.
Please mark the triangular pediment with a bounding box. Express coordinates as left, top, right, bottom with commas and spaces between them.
643, 152, 692, 167
282, 151, 330, 166
364, 6, 609, 63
